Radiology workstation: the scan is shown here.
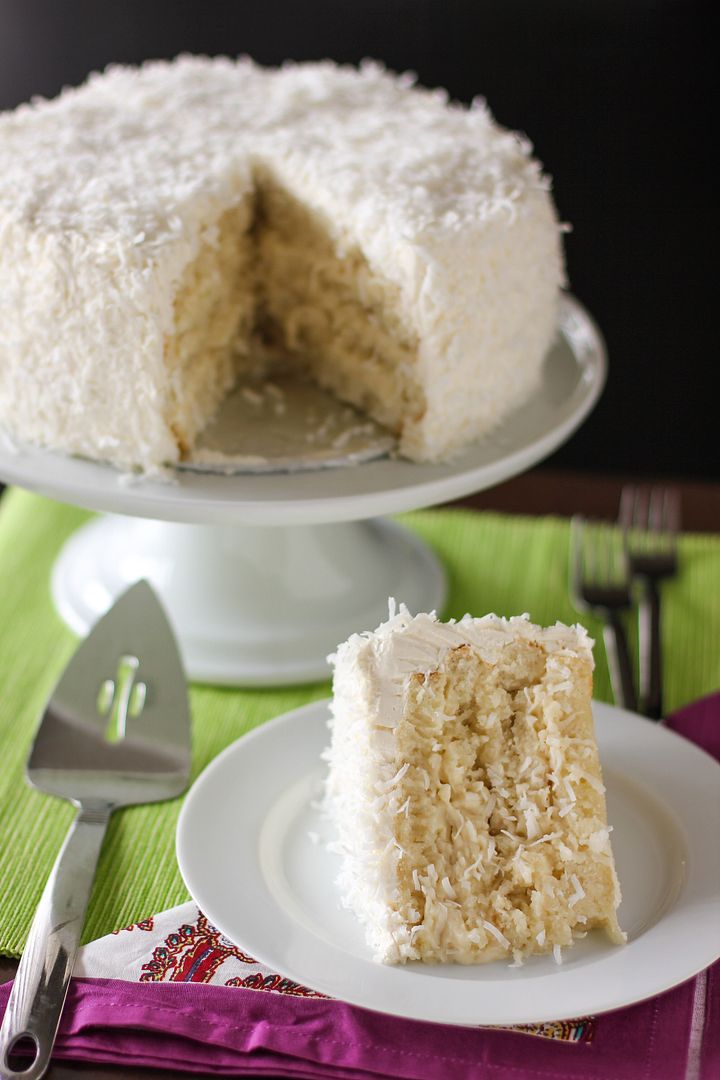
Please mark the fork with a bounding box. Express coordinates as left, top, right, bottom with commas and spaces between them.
0, 581, 191, 1080
619, 485, 681, 720
569, 515, 638, 713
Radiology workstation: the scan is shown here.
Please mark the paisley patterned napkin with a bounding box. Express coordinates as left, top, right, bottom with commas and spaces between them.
2, 694, 718, 1079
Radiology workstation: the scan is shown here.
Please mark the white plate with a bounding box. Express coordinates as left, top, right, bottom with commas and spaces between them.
0, 294, 604, 526
176, 699, 720, 1027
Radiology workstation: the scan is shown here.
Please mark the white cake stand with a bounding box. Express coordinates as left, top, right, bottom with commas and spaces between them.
0, 295, 605, 686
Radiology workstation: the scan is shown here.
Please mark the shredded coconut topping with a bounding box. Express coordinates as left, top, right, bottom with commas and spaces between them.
483, 921, 511, 950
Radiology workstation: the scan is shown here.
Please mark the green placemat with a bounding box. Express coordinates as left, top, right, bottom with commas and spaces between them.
1, 488, 719, 957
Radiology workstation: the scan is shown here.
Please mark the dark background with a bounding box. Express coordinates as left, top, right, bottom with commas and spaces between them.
0, 0, 713, 479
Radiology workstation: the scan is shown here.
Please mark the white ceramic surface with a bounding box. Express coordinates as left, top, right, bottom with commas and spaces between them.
0, 294, 604, 527
176, 699, 720, 1027
51, 516, 446, 686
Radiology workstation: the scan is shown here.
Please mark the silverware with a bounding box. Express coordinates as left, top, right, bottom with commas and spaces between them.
570, 515, 638, 712
619, 485, 681, 720
0, 581, 191, 1080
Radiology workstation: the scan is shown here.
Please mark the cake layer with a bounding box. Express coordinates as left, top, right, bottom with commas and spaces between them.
325, 607, 624, 965
0, 57, 564, 471
255, 175, 425, 442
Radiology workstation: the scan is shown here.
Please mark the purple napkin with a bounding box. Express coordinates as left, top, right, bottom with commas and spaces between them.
2, 694, 719, 1080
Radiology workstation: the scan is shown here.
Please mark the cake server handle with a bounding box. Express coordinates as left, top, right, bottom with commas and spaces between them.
0, 805, 111, 1080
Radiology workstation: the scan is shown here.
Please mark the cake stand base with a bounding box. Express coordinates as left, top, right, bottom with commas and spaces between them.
50, 515, 447, 686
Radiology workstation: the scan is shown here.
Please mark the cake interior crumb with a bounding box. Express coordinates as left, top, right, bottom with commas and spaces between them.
165, 172, 426, 457
387, 640, 623, 963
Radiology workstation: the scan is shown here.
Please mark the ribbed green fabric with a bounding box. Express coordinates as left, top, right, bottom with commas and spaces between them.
1, 488, 718, 957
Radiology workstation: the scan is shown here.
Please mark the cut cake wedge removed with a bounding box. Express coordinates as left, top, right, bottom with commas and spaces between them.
325, 606, 625, 965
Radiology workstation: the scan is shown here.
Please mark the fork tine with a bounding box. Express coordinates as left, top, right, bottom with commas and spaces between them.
639, 487, 650, 527
569, 514, 586, 598
572, 515, 630, 589
619, 484, 638, 531
569, 515, 580, 596
621, 484, 681, 539
599, 524, 613, 581
585, 520, 600, 581
648, 486, 666, 533
663, 486, 682, 539
618, 484, 680, 720
568, 514, 637, 711
613, 526, 627, 581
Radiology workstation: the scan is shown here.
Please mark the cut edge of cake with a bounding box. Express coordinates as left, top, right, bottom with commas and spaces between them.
324, 602, 625, 966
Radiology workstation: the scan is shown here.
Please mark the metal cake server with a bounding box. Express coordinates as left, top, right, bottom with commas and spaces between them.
0, 581, 191, 1080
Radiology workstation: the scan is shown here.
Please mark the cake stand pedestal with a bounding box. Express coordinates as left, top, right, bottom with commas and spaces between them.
50, 516, 445, 685
0, 295, 605, 686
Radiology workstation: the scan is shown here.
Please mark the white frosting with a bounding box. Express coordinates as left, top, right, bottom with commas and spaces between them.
0, 56, 564, 470
334, 605, 593, 729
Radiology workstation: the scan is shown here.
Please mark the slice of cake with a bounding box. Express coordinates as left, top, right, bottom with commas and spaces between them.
325, 605, 624, 964
0, 57, 564, 472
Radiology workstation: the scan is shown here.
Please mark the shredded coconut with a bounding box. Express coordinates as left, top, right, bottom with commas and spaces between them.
568, 874, 586, 908
483, 921, 511, 950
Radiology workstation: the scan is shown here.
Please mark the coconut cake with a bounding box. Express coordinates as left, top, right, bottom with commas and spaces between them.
0, 57, 564, 472
324, 605, 624, 965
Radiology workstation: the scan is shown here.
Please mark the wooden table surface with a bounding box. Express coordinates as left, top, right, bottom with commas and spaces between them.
1, 465, 718, 1079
